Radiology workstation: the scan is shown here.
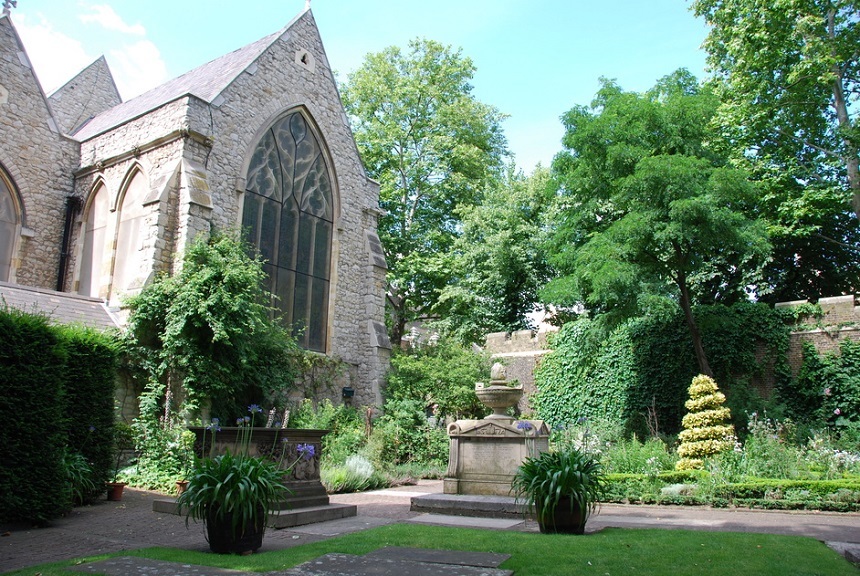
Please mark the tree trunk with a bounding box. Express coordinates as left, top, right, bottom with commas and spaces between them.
675, 269, 713, 377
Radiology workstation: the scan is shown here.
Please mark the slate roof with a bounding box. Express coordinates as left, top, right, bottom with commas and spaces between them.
71, 20, 293, 142
0, 281, 120, 330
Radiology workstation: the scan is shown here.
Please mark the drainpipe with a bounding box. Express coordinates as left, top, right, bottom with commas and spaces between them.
56, 195, 82, 292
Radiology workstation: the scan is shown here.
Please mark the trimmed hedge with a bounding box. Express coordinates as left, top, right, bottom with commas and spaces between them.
0, 309, 117, 524
57, 325, 118, 499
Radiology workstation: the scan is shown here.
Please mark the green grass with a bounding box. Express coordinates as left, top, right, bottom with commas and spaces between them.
7, 524, 857, 576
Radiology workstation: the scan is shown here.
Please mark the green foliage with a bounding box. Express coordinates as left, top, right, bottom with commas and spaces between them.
385, 337, 491, 421
436, 165, 552, 344
791, 338, 860, 428
125, 416, 187, 491
123, 233, 301, 417
0, 308, 118, 524
341, 38, 508, 345
55, 325, 118, 500
511, 448, 606, 529
693, 0, 860, 301
602, 437, 678, 475
288, 399, 366, 465
321, 455, 387, 494
176, 451, 287, 537
676, 375, 736, 470
533, 303, 791, 436
370, 399, 448, 466
544, 71, 770, 375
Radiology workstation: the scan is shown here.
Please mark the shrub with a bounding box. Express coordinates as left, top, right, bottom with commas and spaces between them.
602, 436, 677, 475
676, 375, 736, 470
0, 308, 67, 524
371, 399, 448, 466
289, 399, 366, 465
386, 337, 491, 421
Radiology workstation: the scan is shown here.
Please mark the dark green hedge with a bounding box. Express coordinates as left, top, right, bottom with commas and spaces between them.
0, 309, 117, 524
56, 325, 118, 498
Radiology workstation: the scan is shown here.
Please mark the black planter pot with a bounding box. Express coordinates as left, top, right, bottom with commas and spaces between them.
537, 496, 586, 535
205, 507, 266, 554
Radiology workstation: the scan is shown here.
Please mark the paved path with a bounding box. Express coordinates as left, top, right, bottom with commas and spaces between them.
1, 480, 859, 573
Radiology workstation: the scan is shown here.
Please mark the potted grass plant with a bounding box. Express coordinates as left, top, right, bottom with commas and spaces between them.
176, 407, 315, 555
106, 422, 134, 501
511, 447, 605, 534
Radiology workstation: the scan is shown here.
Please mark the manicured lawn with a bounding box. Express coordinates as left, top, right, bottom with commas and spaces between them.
7, 524, 858, 576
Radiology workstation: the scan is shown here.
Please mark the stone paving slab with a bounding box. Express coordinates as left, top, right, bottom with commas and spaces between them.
286, 515, 396, 536
408, 513, 524, 530
364, 546, 510, 568
278, 552, 514, 576
68, 556, 249, 576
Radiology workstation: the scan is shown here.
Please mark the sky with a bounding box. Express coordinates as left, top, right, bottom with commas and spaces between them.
10, 0, 710, 173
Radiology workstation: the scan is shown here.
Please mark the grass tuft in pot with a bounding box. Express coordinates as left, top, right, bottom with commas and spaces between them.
511, 448, 605, 534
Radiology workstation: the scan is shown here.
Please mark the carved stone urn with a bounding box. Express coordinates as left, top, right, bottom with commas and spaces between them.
474, 363, 522, 420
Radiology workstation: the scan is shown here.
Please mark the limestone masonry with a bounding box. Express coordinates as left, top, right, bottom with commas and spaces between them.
0, 8, 389, 411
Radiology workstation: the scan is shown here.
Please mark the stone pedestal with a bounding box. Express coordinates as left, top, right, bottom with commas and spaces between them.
443, 418, 549, 496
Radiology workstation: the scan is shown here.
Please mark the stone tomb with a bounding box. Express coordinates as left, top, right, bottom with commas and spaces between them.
444, 418, 549, 496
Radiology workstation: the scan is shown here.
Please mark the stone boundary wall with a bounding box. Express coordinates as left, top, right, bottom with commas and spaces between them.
777, 295, 860, 376
484, 328, 558, 414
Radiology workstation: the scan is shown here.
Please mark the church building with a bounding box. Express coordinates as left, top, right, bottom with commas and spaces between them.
0, 7, 390, 407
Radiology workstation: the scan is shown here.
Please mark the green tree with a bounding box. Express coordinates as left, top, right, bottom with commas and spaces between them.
341, 38, 508, 346
543, 72, 770, 376
693, 0, 860, 217
435, 164, 552, 344
123, 233, 300, 417
693, 0, 860, 302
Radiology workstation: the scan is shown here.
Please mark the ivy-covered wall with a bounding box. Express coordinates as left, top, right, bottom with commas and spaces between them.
532, 302, 792, 436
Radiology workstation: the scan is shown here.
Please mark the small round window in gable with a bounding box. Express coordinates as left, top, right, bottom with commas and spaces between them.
295, 49, 316, 72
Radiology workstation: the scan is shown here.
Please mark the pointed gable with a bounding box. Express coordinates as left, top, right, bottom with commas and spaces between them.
49, 56, 121, 135
70, 16, 301, 142
0, 14, 61, 136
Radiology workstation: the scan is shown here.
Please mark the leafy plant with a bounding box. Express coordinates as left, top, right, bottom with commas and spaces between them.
177, 451, 286, 540
676, 375, 736, 470
61, 450, 96, 507
511, 448, 605, 532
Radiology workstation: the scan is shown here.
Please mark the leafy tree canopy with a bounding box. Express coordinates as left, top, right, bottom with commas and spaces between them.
341, 38, 508, 345
692, 0, 860, 302
435, 164, 552, 344
543, 71, 770, 375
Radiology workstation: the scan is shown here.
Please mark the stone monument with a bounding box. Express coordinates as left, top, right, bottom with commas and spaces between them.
443, 363, 549, 496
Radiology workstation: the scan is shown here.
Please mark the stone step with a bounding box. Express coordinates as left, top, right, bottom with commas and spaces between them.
410, 492, 530, 519
152, 498, 356, 529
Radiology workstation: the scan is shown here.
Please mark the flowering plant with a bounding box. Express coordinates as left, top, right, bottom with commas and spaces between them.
176, 405, 316, 554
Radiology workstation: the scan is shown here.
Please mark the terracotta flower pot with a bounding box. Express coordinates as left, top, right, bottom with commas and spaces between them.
106, 482, 126, 501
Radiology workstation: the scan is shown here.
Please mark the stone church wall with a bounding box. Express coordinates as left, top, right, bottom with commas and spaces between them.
0, 17, 79, 290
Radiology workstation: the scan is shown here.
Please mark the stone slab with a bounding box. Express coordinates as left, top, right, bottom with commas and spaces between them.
826, 541, 860, 565
279, 552, 514, 576
408, 513, 524, 530
152, 499, 356, 529
411, 493, 529, 519
68, 556, 248, 575
364, 546, 510, 568
286, 515, 396, 536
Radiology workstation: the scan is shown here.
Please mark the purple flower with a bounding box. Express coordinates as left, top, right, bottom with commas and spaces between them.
297, 443, 316, 460
248, 404, 262, 414
88, 425, 96, 432
244, 416, 251, 423
211, 418, 220, 425
236, 417, 245, 426
516, 421, 533, 431
577, 417, 588, 425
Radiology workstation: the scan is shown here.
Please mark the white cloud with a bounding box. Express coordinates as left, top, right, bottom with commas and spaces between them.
14, 14, 93, 94
109, 40, 168, 99
79, 4, 146, 36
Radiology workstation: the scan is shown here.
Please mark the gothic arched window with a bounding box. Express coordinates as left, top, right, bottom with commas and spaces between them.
78, 182, 108, 297
0, 169, 18, 282
111, 169, 148, 305
242, 111, 334, 352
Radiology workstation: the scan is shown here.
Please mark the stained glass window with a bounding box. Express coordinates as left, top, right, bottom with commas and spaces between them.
242, 111, 333, 352
0, 171, 18, 282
